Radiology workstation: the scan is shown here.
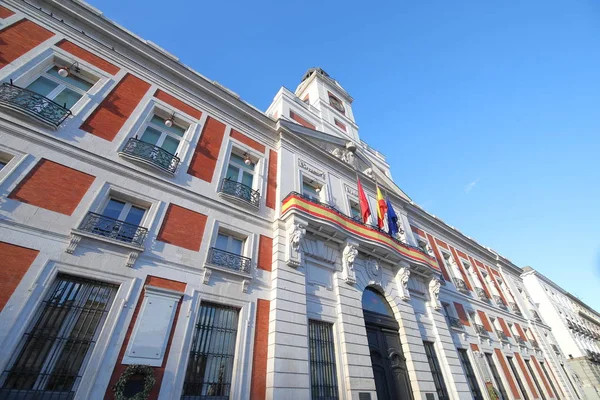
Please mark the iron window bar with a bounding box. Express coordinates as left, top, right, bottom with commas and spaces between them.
475, 287, 489, 301
530, 339, 540, 349
181, 302, 239, 399
0, 274, 118, 398
282, 192, 436, 262
308, 320, 340, 400
447, 316, 464, 330
120, 137, 180, 174
515, 336, 527, 346
452, 278, 469, 293
219, 178, 260, 208
474, 324, 488, 337
495, 330, 509, 342
0, 81, 72, 127
78, 211, 148, 246
208, 247, 251, 274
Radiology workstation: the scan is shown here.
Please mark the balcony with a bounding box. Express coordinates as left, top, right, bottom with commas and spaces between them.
218, 178, 260, 208
452, 278, 469, 294
208, 247, 251, 274
119, 137, 180, 174
515, 336, 527, 346
509, 302, 522, 315
495, 330, 509, 342
474, 324, 488, 337
493, 295, 507, 309
531, 340, 540, 349
475, 287, 489, 301
77, 212, 147, 246
531, 311, 542, 323
447, 316, 464, 330
0, 81, 71, 127
551, 344, 561, 355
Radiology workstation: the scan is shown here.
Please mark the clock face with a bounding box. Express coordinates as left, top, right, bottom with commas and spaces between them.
329, 94, 345, 114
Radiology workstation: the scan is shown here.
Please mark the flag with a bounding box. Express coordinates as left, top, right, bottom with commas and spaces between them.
376, 186, 388, 229
357, 178, 371, 224
386, 198, 399, 236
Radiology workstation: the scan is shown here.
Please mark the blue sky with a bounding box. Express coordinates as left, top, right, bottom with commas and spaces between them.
89, 0, 600, 310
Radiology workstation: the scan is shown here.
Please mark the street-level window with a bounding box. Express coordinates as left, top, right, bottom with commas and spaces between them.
457, 349, 484, 400
26, 65, 96, 109
139, 114, 187, 156
424, 342, 449, 400
226, 152, 255, 188
507, 356, 530, 400
308, 320, 339, 400
539, 361, 559, 398
485, 353, 509, 400
0, 274, 118, 397
181, 302, 239, 399
525, 359, 547, 400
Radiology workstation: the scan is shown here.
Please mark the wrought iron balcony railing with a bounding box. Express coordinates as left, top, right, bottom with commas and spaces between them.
509, 302, 522, 315
0, 81, 72, 127
532, 311, 542, 323
515, 336, 527, 346
219, 178, 260, 208
120, 137, 180, 174
474, 324, 488, 337
495, 330, 509, 342
447, 316, 464, 330
78, 212, 148, 246
475, 287, 489, 301
208, 247, 251, 274
531, 340, 540, 349
452, 277, 469, 293
493, 295, 507, 308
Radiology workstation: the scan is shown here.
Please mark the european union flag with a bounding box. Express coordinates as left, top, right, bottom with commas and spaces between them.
386, 198, 399, 236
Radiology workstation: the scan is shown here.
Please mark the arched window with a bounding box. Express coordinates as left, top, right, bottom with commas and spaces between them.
362, 287, 394, 317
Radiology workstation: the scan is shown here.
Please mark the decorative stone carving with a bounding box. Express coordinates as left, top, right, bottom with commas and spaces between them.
66, 234, 82, 254
126, 251, 140, 268
397, 264, 411, 301
417, 239, 435, 257
429, 277, 442, 310
395, 227, 407, 244
363, 167, 374, 178
332, 147, 356, 167
203, 268, 212, 285
344, 184, 358, 197
242, 279, 250, 293
286, 219, 307, 268
298, 159, 325, 178
366, 257, 382, 285
342, 240, 359, 285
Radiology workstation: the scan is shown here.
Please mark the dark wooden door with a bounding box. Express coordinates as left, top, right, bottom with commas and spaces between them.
365, 313, 413, 400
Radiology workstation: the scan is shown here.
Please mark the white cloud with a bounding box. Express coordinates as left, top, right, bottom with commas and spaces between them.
464, 178, 480, 194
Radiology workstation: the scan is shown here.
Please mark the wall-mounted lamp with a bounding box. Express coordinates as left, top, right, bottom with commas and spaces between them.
164, 112, 176, 128
243, 153, 252, 165
57, 61, 81, 78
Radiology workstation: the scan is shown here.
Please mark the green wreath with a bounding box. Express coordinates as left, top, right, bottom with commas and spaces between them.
113, 364, 156, 400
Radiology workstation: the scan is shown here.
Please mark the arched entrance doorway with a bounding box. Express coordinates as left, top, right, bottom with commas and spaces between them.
362, 287, 413, 400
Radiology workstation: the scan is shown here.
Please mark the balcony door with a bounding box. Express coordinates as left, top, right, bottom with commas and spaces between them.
362, 288, 413, 400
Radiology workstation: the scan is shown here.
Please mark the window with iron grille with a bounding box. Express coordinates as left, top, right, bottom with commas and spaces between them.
309, 320, 339, 400
485, 353, 509, 400
507, 356, 530, 400
181, 302, 239, 399
0, 274, 118, 398
525, 359, 547, 400
423, 342, 449, 400
457, 349, 483, 400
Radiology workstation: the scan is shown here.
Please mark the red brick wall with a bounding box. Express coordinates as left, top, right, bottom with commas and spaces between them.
0, 5, 15, 18
156, 204, 207, 251
106, 276, 186, 400
0, 19, 54, 69
426, 233, 451, 281
80, 73, 151, 141
56, 39, 119, 75
531, 356, 555, 398
450, 246, 473, 291
250, 299, 270, 400
289, 110, 315, 129
257, 235, 272, 271
187, 116, 226, 182
454, 302, 470, 327
477, 310, 493, 332
0, 242, 39, 311
9, 159, 95, 215
497, 317, 512, 337
230, 129, 265, 153
265, 149, 277, 210
470, 343, 479, 352
494, 348, 522, 399
154, 89, 202, 120
334, 119, 346, 131
514, 323, 528, 341
514, 353, 539, 398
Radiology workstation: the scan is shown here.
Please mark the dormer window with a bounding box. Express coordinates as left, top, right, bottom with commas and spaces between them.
328, 92, 345, 114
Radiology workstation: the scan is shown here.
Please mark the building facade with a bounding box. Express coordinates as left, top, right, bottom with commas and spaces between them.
522, 267, 600, 399
0, 1, 595, 399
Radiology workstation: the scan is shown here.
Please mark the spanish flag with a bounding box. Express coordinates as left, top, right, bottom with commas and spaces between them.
376, 185, 388, 229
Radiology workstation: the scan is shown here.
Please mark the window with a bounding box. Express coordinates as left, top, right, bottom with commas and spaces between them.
208, 229, 251, 273
86, 198, 147, 243
219, 149, 260, 207
215, 231, 245, 256
485, 353, 509, 400
334, 118, 346, 132
0, 274, 117, 397
423, 342, 449, 400
507, 356, 530, 400
309, 320, 339, 400
181, 302, 239, 399
525, 359, 546, 400
302, 178, 322, 202
539, 361, 559, 400
139, 114, 187, 156
226, 152, 255, 188
458, 349, 483, 400
349, 199, 361, 221
26, 65, 96, 109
